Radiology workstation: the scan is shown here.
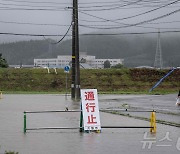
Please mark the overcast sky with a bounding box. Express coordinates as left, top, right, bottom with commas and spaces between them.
0, 0, 180, 42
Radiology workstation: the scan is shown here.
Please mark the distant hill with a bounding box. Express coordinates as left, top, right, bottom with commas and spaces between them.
0, 35, 179, 67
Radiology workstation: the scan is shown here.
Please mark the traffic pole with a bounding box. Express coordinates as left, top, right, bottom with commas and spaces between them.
24, 112, 26, 133
79, 103, 83, 132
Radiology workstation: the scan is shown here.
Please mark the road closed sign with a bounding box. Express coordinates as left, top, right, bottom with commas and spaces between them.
81, 89, 101, 131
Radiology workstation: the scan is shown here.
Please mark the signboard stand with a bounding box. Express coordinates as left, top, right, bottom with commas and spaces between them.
80, 89, 101, 132
64, 66, 70, 101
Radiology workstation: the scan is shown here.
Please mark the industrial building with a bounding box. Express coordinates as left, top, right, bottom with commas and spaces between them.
34, 52, 124, 69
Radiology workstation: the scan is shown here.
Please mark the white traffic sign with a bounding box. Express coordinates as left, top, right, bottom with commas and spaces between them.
81, 89, 101, 131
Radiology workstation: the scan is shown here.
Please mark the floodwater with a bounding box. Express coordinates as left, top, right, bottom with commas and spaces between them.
99, 94, 180, 125
0, 94, 179, 154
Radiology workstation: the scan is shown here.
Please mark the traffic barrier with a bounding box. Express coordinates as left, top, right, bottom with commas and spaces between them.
23, 109, 156, 134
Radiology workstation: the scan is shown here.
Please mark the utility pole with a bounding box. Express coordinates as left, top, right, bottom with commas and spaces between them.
71, 0, 80, 100
71, 0, 76, 100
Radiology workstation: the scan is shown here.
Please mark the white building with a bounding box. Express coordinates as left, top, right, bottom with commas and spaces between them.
34, 52, 124, 69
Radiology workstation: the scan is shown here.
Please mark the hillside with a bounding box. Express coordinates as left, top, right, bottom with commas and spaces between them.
0, 35, 180, 67
0, 68, 179, 93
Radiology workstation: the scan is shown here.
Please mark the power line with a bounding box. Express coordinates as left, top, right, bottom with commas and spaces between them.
111, 0, 180, 22
79, 18, 180, 24
134, 0, 180, 7
0, 6, 68, 11
130, 8, 180, 27
2, 0, 178, 12
79, 7, 180, 30
0, 0, 71, 5
0, 0, 145, 11
0, 32, 70, 37
79, 24, 180, 30
79, 0, 145, 11
78, 4, 180, 13
78, 0, 143, 9
0, 0, 143, 5
78, 0, 174, 6
79, 11, 158, 30
78, 0, 123, 5
78, 0, 180, 22
0, 20, 70, 27
81, 30, 180, 36
51, 22, 72, 44
0, 0, 141, 5
148, 20, 180, 25
0, 0, 127, 5
1, 30, 180, 37
0, 2, 67, 8
1, 0, 179, 8
78, 0, 180, 11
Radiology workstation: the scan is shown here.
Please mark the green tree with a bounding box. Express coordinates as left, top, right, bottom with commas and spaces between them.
104, 60, 111, 68
0, 53, 8, 68
111, 63, 124, 69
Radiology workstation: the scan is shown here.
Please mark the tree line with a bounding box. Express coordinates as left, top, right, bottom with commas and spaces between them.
0, 34, 179, 67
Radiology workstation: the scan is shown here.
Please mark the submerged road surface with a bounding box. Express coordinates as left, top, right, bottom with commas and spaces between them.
0, 94, 179, 154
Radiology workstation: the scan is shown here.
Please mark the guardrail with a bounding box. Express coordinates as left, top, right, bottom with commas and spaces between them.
23, 109, 156, 133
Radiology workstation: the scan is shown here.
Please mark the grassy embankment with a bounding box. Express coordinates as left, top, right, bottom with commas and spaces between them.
0, 68, 179, 94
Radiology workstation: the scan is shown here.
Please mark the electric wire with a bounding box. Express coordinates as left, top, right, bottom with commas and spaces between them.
0, 32, 70, 37
79, 1, 142, 8
0, 1, 144, 11
1, 30, 180, 37
0, 0, 71, 5
79, 7, 180, 30
79, 0, 180, 11
1, 18, 180, 29
0, 20, 179, 31
77, 0, 180, 22
1, 0, 179, 12
0, 6, 68, 11
109, 0, 180, 22
0, 20, 70, 27
0, 0, 180, 38
50, 22, 72, 44
81, 30, 180, 35
79, 11, 159, 30
0, 2, 67, 8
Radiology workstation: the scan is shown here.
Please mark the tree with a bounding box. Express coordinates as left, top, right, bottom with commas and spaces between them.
111, 63, 124, 69
0, 53, 8, 68
104, 60, 111, 68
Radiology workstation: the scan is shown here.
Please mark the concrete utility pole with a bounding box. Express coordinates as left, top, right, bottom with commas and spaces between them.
71, 0, 80, 100
71, 0, 76, 100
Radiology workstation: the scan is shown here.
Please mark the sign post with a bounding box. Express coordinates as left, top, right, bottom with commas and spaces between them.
81, 89, 101, 131
64, 66, 70, 100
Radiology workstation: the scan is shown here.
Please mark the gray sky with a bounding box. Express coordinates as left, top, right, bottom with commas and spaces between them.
0, 0, 180, 42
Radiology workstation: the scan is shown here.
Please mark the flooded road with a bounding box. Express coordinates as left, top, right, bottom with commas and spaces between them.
0, 94, 179, 154
99, 94, 180, 125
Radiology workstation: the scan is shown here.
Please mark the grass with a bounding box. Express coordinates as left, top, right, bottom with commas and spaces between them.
0, 68, 179, 94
